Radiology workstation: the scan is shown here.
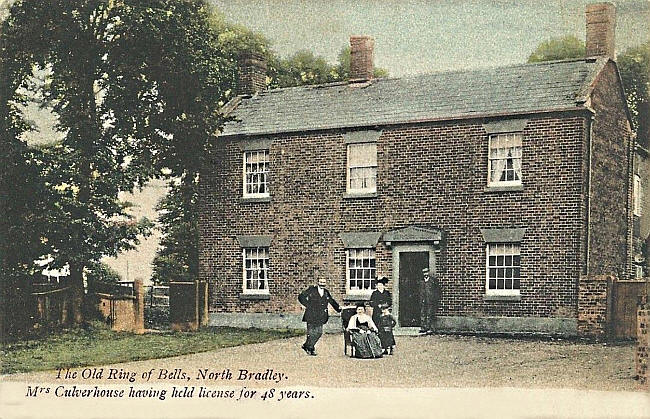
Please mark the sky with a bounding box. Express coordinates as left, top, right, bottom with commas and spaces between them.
211, 0, 650, 76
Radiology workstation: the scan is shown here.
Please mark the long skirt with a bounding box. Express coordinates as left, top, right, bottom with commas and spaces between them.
379, 330, 396, 349
350, 331, 383, 359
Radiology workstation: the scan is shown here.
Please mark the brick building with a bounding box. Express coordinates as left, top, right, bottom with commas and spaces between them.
199, 3, 635, 335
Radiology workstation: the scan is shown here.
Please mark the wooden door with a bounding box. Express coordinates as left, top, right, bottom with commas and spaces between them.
613, 280, 648, 339
399, 251, 429, 327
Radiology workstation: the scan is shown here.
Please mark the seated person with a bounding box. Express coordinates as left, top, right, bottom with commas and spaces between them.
347, 303, 379, 333
346, 303, 383, 358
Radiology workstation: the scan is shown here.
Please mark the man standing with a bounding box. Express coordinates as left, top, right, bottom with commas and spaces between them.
420, 267, 441, 334
298, 276, 341, 356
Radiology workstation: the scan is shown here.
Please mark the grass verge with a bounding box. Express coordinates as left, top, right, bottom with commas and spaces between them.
1, 323, 303, 375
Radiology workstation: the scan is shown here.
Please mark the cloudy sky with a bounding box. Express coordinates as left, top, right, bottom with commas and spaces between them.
212, 0, 649, 76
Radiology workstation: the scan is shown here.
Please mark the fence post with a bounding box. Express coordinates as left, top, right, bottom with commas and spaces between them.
636, 294, 649, 387
134, 279, 145, 334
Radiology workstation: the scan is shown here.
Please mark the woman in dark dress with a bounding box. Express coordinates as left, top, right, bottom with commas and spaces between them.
369, 277, 392, 326
346, 303, 383, 358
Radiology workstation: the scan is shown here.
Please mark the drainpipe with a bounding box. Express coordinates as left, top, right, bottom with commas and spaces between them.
585, 115, 594, 276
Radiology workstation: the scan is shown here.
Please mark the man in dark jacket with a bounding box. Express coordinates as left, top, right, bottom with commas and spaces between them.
420, 267, 441, 334
298, 277, 341, 356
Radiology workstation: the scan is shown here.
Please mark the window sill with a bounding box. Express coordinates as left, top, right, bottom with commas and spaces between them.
483, 294, 521, 302
239, 293, 270, 301
483, 185, 524, 193
343, 293, 372, 302
343, 192, 377, 199
241, 196, 271, 203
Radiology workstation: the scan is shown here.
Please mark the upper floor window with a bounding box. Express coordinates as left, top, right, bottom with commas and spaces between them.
243, 150, 269, 198
488, 133, 522, 186
634, 174, 642, 216
347, 248, 376, 293
486, 242, 521, 296
347, 143, 377, 194
243, 247, 269, 293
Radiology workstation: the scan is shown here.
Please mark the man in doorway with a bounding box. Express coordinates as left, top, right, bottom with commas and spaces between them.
420, 267, 441, 334
298, 276, 341, 356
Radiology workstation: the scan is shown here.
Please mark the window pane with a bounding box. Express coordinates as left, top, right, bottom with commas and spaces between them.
486, 242, 521, 293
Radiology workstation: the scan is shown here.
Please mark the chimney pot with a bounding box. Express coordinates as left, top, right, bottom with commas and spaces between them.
585, 2, 616, 60
349, 35, 374, 82
238, 52, 267, 96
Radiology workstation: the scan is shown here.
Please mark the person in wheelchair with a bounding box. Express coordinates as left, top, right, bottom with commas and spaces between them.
346, 302, 383, 358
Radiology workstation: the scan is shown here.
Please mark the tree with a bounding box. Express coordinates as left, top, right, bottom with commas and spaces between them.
527, 35, 586, 63
151, 182, 198, 285
1, 0, 229, 323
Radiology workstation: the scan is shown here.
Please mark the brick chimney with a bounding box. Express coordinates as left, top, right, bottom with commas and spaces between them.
585, 2, 616, 60
349, 35, 374, 82
238, 52, 267, 96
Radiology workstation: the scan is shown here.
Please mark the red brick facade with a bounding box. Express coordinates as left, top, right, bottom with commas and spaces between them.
199, 62, 632, 335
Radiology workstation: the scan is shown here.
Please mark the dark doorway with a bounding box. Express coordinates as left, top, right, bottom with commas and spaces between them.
399, 251, 429, 327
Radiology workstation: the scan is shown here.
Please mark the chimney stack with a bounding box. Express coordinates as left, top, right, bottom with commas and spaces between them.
238, 52, 267, 96
349, 35, 374, 82
585, 2, 616, 60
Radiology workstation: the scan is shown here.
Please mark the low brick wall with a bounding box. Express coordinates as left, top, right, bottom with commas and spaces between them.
95, 279, 144, 333
577, 275, 613, 338
637, 297, 648, 386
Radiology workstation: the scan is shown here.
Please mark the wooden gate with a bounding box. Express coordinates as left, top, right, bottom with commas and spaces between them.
611, 279, 649, 339
169, 281, 208, 331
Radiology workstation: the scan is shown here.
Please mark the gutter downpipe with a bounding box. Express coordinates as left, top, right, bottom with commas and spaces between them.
586, 115, 594, 276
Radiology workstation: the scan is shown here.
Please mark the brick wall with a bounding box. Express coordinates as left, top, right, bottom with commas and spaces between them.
200, 114, 588, 319
588, 61, 634, 278
577, 275, 612, 337
637, 296, 648, 386
95, 279, 144, 333
200, 63, 632, 329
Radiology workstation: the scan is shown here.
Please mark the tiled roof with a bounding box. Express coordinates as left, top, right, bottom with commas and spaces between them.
220, 58, 606, 137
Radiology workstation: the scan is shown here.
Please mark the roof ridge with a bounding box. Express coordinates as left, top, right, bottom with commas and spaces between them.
254, 58, 595, 94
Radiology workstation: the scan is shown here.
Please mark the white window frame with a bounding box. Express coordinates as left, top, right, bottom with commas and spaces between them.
485, 242, 521, 296
346, 248, 376, 294
242, 247, 270, 294
487, 133, 523, 187
634, 174, 642, 216
242, 150, 270, 198
635, 263, 644, 279
346, 142, 377, 194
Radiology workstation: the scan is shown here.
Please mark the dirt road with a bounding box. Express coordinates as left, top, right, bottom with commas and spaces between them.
5, 333, 643, 392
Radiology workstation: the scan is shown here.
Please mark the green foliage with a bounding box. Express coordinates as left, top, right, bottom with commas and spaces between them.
85, 261, 121, 284
527, 35, 586, 63
152, 181, 198, 285
1, 0, 230, 325
617, 41, 650, 132
1, 325, 303, 374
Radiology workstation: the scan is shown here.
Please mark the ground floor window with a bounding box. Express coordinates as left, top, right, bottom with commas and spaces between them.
243, 247, 269, 293
486, 243, 520, 295
347, 248, 376, 293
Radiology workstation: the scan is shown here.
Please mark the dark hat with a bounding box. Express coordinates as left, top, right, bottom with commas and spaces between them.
376, 276, 388, 284
355, 302, 365, 308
